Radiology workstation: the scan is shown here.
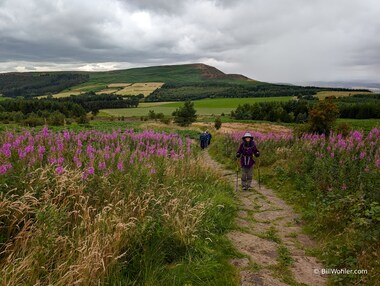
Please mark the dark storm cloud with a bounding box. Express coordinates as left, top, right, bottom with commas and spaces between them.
0, 0, 379, 83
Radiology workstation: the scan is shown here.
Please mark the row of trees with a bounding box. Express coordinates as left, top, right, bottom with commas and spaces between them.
0, 98, 86, 118
0, 99, 88, 126
231, 100, 311, 123
145, 81, 366, 102
0, 73, 89, 98
56, 92, 140, 114
231, 95, 380, 123
0, 92, 141, 126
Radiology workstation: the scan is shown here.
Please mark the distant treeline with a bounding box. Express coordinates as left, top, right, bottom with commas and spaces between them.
0, 93, 140, 126
231, 100, 311, 123
0, 98, 87, 126
338, 94, 380, 119
0, 73, 89, 98
145, 82, 368, 102
56, 92, 141, 113
231, 94, 380, 122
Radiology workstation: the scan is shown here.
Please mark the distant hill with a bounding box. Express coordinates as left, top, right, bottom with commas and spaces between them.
0, 63, 370, 100
87, 63, 254, 84
310, 81, 380, 92
192, 63, 250, 80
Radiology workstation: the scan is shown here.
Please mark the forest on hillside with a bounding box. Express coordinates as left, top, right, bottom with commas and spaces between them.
145, 81, 368, 101
0, 73, 89, 97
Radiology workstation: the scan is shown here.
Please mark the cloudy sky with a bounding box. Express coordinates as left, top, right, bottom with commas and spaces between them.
0, 0, 379, 84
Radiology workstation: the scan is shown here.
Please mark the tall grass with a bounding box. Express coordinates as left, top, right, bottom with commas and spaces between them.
210, 129, 380, 285
0, 128, 237, 285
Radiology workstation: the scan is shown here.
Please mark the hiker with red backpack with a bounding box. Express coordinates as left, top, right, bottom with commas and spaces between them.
236, 132, 260, 191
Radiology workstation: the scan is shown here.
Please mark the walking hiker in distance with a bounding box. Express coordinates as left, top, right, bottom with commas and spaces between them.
206, 130, 212, 146
199, 131, 208, 150
236, 132, 260, 190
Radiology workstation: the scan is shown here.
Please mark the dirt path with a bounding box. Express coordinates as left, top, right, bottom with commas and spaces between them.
203, 150, 327, 286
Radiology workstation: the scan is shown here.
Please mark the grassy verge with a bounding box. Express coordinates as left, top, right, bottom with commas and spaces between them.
209, 132, 379, 285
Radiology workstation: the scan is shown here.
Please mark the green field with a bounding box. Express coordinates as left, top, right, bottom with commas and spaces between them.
102, 106, 233, 116
337, 118, 380, 131
102, 97, 294, 117
316, 90, 373, 99
159, 96, 294, 108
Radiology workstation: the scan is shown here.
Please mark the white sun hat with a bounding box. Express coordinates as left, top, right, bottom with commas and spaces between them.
242, 132, 253, 139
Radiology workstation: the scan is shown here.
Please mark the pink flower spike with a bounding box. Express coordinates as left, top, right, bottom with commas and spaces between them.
117, 161, 124, 171
55, 166, 65, 175
0, 163, 12, 175
87, 166, 95, 175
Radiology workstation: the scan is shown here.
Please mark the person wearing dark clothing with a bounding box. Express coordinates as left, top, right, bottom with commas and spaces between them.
236, 132, 260, 190
200, 132, 208, 149
206, 130, 212, 146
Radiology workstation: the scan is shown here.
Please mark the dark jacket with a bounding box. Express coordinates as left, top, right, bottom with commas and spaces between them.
200, 133, 208, 148
206, 133, 212, 144
200, 133, 208, 143
236, 141, 260, 168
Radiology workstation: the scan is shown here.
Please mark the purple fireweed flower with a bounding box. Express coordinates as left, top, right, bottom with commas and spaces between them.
55, 166, 65, 175
98, 161, 106, 170
25, 145, 34, 154
0, 163, 12, 175
87, 166, 95, 175
1, 143, 12, 158
376, 159, 380, 168
18, 149, 26, 159
63, 130, 70, 141
117, 161, 124, 171
57, 157, 64, 165
73, 157, 82, 168
351, 130, 363, 143
38, 145, 46, 157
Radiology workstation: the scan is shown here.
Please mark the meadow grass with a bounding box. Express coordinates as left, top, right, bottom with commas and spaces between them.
0, 128, 238, 285
337, 118, 380, 132
159, 97, 294, 108
101, 97, 294, 117
209, 129, 380, 285
102, 107, 234, 117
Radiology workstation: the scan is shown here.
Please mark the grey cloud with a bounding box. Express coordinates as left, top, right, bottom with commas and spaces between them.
0, 0, 379, 84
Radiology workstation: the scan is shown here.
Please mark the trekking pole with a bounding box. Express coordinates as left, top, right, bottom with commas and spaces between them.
235, 160, 240, 192
257, 158, 261, 190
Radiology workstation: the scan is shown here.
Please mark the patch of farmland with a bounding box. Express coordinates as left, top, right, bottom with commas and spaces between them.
115, 82, 164, 96
316, 90, 372, 99
96, 88, 119, 94
107, 83, 133, 88
37, 91, 83, 99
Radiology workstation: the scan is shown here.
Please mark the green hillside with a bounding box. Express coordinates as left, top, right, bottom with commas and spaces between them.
87, 63, 245, 84
0, 63, 369, 101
